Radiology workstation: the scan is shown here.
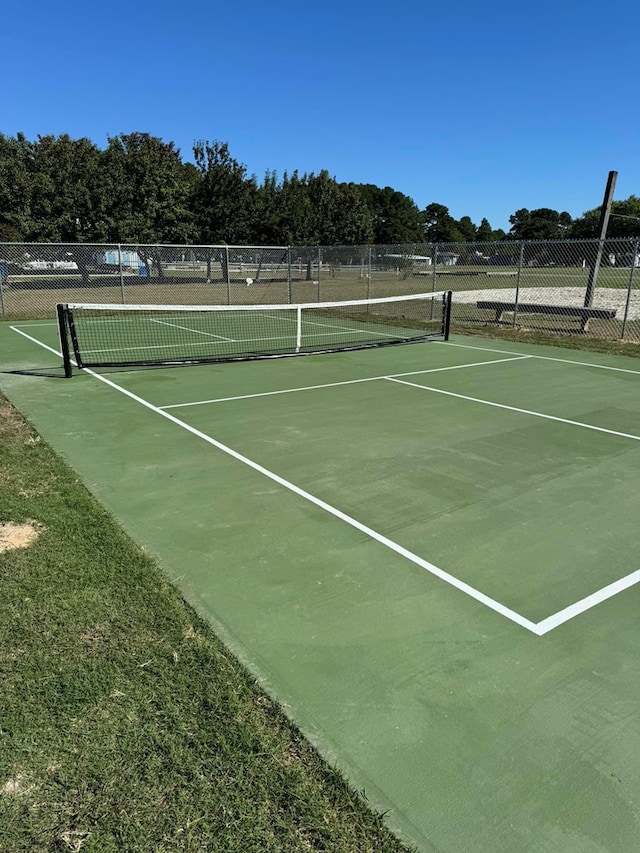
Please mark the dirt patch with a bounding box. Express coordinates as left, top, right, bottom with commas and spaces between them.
0, 399, 28, 441
0, 521, 43, 553
1, 773, 35, 796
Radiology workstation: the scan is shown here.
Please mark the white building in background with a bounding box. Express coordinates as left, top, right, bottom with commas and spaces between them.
24, 259, 78, 269
383, 254, 433, 266
95, 249, 144, 269
614, 252, 640, 268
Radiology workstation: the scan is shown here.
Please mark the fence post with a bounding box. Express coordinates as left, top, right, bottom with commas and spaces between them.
513, 242, 524, 326
225, 246, 231, 304
585, 170, 618, 307
317, 247, 321, 301
0, 263, 6, 315
621, 237, 639, 340
118, 244, 126, 304
287, 247, 292, 303
431, 243, 438, 294
367, 246, 372, 300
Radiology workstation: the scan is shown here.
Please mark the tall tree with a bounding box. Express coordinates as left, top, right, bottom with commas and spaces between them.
253, 170, 285, 245
335, 182, 375, 245
101, 132, 195, 244
356, 185, 423, 244
302, 170, 342, 244
192, 139, 256, 244
508, 207, 572, 240
0, 133, 36, 241
28, 134, 105, 243
304, 172, 373, 245
271, 171, 373, 246
570, 196, 640, 238
476, 218, 494, 243
421, 203, 462, 243
277, 171, 313, 245
13, 134, 109, 282
456, 215, 477, 242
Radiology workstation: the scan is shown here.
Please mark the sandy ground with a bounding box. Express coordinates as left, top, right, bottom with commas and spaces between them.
452, 286, 640, 320
0, 521, 42, 553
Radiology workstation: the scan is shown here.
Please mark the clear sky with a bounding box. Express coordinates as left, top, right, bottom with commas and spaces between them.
2, 0, 638, 231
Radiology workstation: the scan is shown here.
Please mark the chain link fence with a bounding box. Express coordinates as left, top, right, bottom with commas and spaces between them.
1, 239, 639, 341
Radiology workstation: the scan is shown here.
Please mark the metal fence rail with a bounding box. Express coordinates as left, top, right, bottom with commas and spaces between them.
1, 239, 639, 341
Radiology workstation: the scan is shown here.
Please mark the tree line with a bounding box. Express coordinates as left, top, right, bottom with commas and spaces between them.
1, 132, 639, 246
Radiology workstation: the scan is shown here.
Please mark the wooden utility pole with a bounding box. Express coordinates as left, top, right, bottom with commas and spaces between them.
584, 170, 617, 307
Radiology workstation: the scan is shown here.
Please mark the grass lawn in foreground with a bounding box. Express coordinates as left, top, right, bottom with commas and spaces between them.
0, 394, 412, 853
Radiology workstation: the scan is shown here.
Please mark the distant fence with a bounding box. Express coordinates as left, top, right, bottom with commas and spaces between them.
1, 238, 639, 341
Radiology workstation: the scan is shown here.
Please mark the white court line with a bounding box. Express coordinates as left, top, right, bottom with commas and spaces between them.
150, 318, 236, 342
441, 340, 640, 375
10, 327, 68, 360
535, 570, 640, 634
10, 322, 58, 328
10, 324, 640, 635
386, 377, 640, 442
160, 355, 531, 409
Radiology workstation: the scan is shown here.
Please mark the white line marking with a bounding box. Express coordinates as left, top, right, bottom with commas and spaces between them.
160, 355, 531, 409
9, 322, 58, 328
150, 318, 236, 342
10, 326, 65, 357
386, 377, 640, 442
10, 325, 640, 635
442, 340, 640, 375
161, 378, 386, 408
535, 569, 640, 635
67, 365, 541, 636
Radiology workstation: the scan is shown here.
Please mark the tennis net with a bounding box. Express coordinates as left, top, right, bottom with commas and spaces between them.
57, 290, 451, 376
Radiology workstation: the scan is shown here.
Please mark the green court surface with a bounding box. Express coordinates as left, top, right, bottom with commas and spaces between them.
2, 319, 640, 851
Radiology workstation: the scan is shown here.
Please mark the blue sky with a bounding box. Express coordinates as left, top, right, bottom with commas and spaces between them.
2, 0, 638, 231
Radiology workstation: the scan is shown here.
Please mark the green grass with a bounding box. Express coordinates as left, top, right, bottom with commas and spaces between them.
0, 394, 413, 853
453, 322, 640, 358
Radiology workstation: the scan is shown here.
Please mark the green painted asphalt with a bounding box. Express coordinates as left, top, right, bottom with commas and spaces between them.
2, 321, 640, 851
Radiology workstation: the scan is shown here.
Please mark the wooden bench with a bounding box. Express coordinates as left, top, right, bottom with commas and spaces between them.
476, 301, 617, 333
413, 270, 517, 277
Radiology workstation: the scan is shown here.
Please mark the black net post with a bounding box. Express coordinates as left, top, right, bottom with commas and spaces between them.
443, 291, 452, 341
56, 304, 74, 378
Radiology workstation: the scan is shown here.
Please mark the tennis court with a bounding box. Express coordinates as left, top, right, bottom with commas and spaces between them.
2, 308, 640, 851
